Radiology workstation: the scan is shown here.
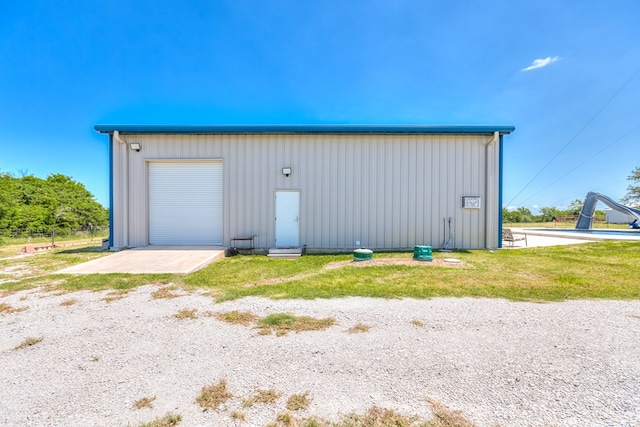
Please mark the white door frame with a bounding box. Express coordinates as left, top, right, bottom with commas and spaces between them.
275, 190, 300, 247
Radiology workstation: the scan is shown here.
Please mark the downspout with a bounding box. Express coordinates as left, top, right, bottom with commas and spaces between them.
113, 130, 126, 145
113, 131, 128, 248
485, 131, 499, 249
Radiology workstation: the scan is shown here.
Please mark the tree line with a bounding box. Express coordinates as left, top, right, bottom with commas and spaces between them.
0, 173, 108, 235
502, 200, 598, 224
504, 166, 640, 223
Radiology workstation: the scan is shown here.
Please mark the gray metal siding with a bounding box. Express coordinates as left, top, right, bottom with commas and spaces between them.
110, 133, 498, 249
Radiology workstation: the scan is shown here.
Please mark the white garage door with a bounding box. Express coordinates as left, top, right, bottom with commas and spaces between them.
148, 161, 223, 245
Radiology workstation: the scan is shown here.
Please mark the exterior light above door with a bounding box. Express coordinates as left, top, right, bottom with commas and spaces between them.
282, 167, 292, 177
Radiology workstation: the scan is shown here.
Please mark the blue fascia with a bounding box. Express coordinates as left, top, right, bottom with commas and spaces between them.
95, 124, 515, 136
108, 133, 114, 249
498, 134, 504, 249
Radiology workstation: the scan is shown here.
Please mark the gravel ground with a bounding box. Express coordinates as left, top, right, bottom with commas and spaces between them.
1, 286, 640, 427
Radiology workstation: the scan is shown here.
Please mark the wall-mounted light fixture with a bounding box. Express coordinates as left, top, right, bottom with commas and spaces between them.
282, 167, 292, 177
129, 142, 141, 152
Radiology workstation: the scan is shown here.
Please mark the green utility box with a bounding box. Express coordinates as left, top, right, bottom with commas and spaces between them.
413, 245, 433, 262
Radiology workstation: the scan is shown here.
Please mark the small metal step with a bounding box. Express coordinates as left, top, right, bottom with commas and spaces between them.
267, 253, 302, 259
267, 247, 302, 259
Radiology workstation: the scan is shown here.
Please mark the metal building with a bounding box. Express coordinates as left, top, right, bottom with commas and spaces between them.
605, 208, 635, 224
95, 125, 515, 251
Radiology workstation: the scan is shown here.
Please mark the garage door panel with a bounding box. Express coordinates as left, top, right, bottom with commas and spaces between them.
148, 161, 223, 245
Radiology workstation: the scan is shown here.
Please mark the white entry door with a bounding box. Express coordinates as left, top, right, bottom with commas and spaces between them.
275, 191, 300, 247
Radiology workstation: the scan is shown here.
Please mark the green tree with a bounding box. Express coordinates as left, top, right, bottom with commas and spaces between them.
567, 199, 584, 216
516, 207, 533, 222
0, 173, 107, 234
621, 166, 640, 206
502, 206, 533, 223
502, 207, 520, 223
0, 173, 18, 229
539, 206, 560, 222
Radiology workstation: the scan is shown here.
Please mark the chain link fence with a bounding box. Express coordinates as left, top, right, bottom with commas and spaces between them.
0, 226, 108, 240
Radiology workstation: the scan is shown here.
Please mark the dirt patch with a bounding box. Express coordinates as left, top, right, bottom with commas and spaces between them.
244, 257, 468, 288
0, 264, 33, 279
325, 257, 469, 269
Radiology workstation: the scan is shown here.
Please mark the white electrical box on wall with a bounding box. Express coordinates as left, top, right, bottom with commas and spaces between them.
462, 196, 481, 209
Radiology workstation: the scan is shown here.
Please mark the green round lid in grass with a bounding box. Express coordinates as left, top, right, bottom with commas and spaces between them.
353, 248, 373, 262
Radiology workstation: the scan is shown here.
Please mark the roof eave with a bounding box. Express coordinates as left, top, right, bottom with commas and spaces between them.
94, 124, 515, 136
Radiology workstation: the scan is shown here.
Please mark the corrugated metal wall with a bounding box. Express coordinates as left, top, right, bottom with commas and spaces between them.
111, 133, 499, 249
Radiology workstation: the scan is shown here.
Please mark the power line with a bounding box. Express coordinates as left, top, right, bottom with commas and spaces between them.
548, 178, 628, 208
516, 123, 640, 205
507, 65, 640, 206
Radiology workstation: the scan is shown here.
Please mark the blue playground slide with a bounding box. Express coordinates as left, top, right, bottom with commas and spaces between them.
576, 192, 640, 230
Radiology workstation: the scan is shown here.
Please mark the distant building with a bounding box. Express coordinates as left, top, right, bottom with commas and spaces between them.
605, 208, 634, 224
95, 125, 515, 251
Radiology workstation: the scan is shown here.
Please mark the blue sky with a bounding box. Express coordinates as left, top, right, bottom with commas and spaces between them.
1, 1, 639, 212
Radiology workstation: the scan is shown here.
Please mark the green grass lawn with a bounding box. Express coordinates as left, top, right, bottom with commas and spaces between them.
2, 240, 639, 302
184, 242, 640, 301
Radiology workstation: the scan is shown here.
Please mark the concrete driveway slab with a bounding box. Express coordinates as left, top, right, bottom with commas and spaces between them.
57, 246, 225, 274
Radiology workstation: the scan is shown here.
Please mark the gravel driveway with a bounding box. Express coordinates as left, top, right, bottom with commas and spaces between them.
1, 286, 639, 426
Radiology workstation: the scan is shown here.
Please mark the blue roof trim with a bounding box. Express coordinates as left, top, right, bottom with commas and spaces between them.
94, 124, 515, 135
498, 134, 504, 249
108, 134, 114, 249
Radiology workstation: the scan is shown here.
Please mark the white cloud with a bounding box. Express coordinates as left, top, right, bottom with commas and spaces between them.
521, 56, 560, 71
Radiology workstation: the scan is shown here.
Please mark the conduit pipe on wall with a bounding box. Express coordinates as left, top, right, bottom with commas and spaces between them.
485, 131, 499, 249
